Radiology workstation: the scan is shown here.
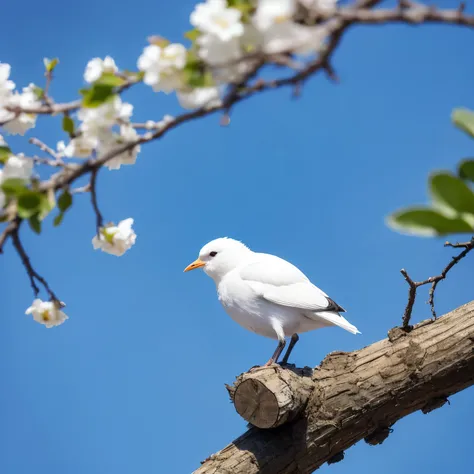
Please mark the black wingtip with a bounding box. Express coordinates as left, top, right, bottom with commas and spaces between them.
328, 297, 346, 313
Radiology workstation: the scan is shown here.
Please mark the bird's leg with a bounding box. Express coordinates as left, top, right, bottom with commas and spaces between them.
264, 339, 286, 366
281, 333, 299, 365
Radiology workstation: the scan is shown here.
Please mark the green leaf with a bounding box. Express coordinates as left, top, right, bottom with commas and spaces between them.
81, 85, 116, 108
39, 189, 56, 220
430, 172, 474, 215
43, 57, 59, 73
29, 214, 42, 234
182, 65, 214, 88
452, 108, 474, 138
62, 116, 75, 136
387, 207, 474, 236
53, 212, 64, 227
32, 86, 44, 100
17, 191, 42, 218
95, 72, 126, 87
1, 178, 28, 196
458, 159, 474, 183
227, 0, 254, 21
57, 190, 72, 212
184, 28, 201, 42
0, 145, 12, 164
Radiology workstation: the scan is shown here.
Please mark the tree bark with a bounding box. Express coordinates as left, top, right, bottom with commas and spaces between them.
195, 301, 474, 474
228, 365, 314, 429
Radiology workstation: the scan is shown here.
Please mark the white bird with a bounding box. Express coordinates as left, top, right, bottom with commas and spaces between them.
184, 238, 360, 366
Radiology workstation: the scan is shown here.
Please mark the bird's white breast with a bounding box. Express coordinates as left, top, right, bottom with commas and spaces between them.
217, 269, 318, 340
217, 271, 279, 339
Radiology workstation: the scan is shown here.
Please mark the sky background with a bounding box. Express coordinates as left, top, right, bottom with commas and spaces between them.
1, 0, 473, 473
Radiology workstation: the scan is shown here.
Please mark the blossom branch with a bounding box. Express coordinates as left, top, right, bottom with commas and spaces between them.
2, 0, 474, 323
29, 137, 63, 165
400, 237, 474, 328
3, 76, 140, 117
10, 219, 61, 303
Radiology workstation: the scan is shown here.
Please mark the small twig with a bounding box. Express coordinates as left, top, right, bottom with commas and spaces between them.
444, 240, 472, 249
90, 168, 103, 236
322, 61, 339, 83
427, 238, 474, 318
269, 53, 305, 70
29, 137, 62, 163
30, 155, 65, 168
400, 237, 474, 327
71, 183, 91, 194
43, 70, 54, 107
10, 220, 60, 302
400, 269, 418, 328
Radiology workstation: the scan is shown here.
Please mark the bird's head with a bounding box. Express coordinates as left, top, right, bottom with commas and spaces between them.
184, 237, 252, 281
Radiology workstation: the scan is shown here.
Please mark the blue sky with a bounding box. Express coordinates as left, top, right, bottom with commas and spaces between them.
1, 0, 473, 473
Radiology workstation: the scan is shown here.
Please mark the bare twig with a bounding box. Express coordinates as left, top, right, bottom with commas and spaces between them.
400, 237, 474, 327
30, 155, 65, 168
10, 220, 60, 302
71, 183, 91, 194
29, 137, 60, 161
428, 238, 474, 318
444, 240, 472, 249
400, 269, 418, 328
43, 69, 54, 107
90, 168, 103, 236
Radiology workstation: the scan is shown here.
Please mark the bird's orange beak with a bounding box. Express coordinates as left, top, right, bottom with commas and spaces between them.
183, 258, 205, 272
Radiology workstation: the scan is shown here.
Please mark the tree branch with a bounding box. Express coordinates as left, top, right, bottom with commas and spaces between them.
10, 219, 61, 303
400, 237, 474, 327
90, 167, 103, 236
196, 301, 474, 474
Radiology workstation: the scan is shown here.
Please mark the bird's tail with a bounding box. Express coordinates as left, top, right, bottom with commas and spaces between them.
315, 311, 361, 335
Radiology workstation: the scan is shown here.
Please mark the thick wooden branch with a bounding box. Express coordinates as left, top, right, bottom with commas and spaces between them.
196, 301, 474, 474
227, 366, 314, 429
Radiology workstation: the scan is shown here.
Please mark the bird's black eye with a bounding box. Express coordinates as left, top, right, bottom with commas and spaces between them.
210, 251, 218, 257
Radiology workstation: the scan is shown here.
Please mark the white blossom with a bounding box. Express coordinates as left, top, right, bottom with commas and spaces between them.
98, 126, 141, 170
197, 26, 263, 83
190, 0, 244, 42
56, 140, 66, 157
138, 43, 187, 93
0, 63, 15, 99
253, 0, 297, 31
156, 114, 175, 130
25, 299, 68, 328
63, 134, 98, 158
78, 96, 133, 135
197, 34, 242, 66
263, 22, 325, 54
2, 154, 33, 181
177, 87, 221, 110
0, 83, 40, 136
145, 120, 158, 130
299, 0, 337, 11
92, 218, 137, 256
84, 56, 118, 83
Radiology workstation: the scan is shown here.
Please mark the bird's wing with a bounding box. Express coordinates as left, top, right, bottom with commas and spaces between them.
239, 254, 342, 312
